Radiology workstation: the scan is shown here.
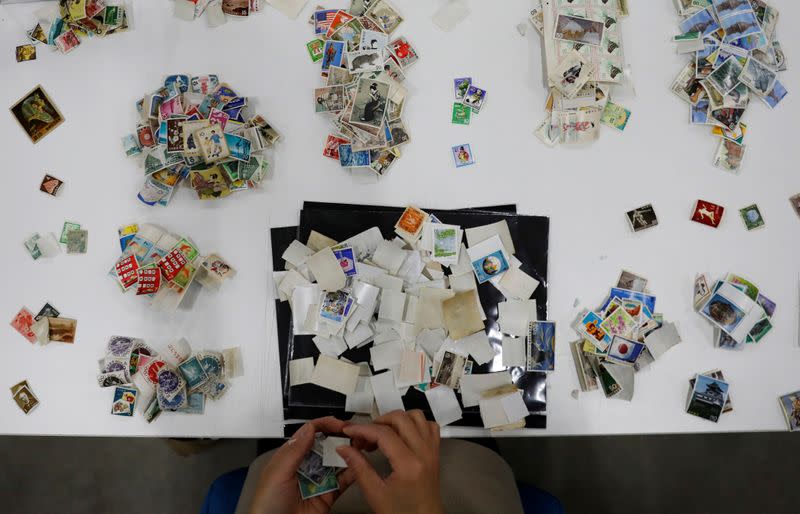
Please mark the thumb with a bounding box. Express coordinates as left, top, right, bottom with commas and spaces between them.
271, 423, 316, 479
336, 446, 386, 511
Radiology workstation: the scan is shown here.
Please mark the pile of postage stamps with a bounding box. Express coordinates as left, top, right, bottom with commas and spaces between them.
532, 0, 633, 146
685, 271, 777, 422
671, 0, 788, 173
123, 75, 279, 206
11, 302, 76, 347
171, 0, 311, 25
15, 0, 130, 62
98, 335, 243, 421
296, 433, 352, 499
278, 206, 548, 438
570, 271, 682, 402
110, 223, 235, 313
172, 0, 265, 26
309, 1, 414, 178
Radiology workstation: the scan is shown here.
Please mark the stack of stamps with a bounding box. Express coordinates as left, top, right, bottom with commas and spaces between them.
97, 336, 243, 422
122, 74, 279, 206
310, 1, 415, 179
569, 271, 682, 401
280, 205, 543, 430
10, 302, 76, 346
10, 380, 39, 415
686, 371, 732, 423
693, 272, 775, 349
16, 1, 130, 60
449, 77, 486, 168
779, 390, 800, 432
531, 0, 633, 146
172, 0, 265, 25
24, 221, 87, 260
109, 223, 235, 313
295, 434, 349, 499
671, 0, 788, 173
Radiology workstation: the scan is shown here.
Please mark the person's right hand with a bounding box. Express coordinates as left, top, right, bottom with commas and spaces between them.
336, 410, 444, 514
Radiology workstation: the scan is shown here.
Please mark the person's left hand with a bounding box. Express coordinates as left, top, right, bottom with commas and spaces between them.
248, 416, 356, 514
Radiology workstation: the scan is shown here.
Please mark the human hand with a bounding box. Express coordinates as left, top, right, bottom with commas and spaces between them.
336, 410, 444, 514
248, 417, 356, 514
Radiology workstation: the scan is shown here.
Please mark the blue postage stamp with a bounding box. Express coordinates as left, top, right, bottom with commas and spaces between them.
471, 249, 509, 283
111, 386, 138, 417
454, 77, 472, 100
452, 144, 474, 168
527, 321, 556, 372
178, 356, 209, 390
164, 74, 190, 93
322, 40, 345, 71
332, 245, 357, 276
225, 133, 252, 162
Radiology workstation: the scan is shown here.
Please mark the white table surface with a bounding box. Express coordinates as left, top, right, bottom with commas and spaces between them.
1, 0, 798, 438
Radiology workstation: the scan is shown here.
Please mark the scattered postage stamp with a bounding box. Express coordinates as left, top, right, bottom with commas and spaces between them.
40, 174, 64, 196
626, 204, 658, 232
691, 200, 725, 228
739, 204, 765, 230
452, 144, 474, 168
10, 85, 65, 144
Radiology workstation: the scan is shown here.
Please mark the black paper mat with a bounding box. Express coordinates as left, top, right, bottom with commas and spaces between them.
272, 202, 549, 429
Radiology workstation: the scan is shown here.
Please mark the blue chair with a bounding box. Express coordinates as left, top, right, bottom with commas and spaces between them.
200, 467, 248, 514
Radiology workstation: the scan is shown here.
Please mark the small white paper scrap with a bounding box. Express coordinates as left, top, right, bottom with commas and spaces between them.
345, 376, 374, 413
459, 371, 512, 408
311, 355, 360, 395
502, 336, 526, 368
266, 0, 308, 19
289, 357, 315, 386
370, 341, 404, 371
643, 322, 682, 360
174, 0, 197, 20
425, 386, 463, 426
373, 241, 408, 275
379, 290, 407, 322
465, 221, 515, 255
322, 436, 350, 468
458, 331, 496, 365
500, 391, 529, 423
371, 370, 405, 415
431, 0, 471, 32
307, 247, 346, 291
498, 267, 540, 300
396, 351, 426, 387
498, 299, 537, 337
282, 240, 314, 268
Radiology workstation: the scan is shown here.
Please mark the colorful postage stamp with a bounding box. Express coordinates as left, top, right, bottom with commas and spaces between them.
739, 204, 765, 230
452, 144, 474, 168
